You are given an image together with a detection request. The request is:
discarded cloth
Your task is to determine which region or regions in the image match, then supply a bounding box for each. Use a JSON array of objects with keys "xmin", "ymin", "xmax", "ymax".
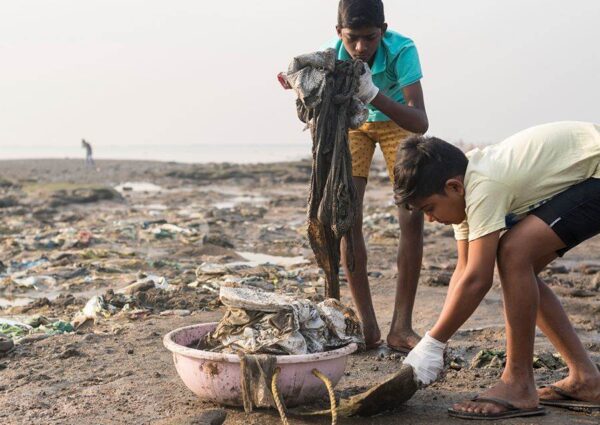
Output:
[
  {"xmin": 285, "ymin": 49, "xmax": 368, "ymax": 299},
  {"xmin": 239, "ymin": 353, "xmax": 277, "ymax": 412},
  {"xmin": 202, "ymin": 286, "xmax": 364, "ymax": 355}
]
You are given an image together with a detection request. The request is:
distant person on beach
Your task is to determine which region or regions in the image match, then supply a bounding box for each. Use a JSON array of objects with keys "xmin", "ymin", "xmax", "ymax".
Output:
[
  {"xmin": 396, "ymin": 122, "xmax": 600, "ymax": 419},
  {"xmin": 280, "ymin": 0, "xmax": 429, "ymax": 352},
  {"xmin": 81, "ymin": 139, "xmax": 94, "ymax": 167}
]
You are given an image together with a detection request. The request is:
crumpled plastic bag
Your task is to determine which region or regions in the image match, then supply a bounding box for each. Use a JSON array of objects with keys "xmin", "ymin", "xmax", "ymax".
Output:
[
  {"xmin": 202, "ymin": 286, "xmax": 364, "ymax": 355},
  {"xmin": 285, "ymin": 49, "xmax": 336, "ymax": 109},
  {"xmin": 71, "ymin": 295, "xmax": 115, "ymax": 328},
  {"xmin": 285, "ymin": 48, "xmax": 368, "ymax": 129}
]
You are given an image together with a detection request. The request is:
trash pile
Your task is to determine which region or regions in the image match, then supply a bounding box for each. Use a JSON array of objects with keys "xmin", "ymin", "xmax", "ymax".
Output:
[
  {"xmin": 0, "ymin": 166, "xmax": 410, "ymax": 360},
  {"xmin": 201, "ymin": 286, "xmax": 364, "ymax": 355}
]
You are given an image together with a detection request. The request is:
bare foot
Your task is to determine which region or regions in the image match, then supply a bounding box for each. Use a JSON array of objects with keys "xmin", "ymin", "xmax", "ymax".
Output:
[
  {"xmin": 387, "ymin": 329, "xmax": 421, "ymax": 352},
  {"xmin": 362, "ymin": 321, "xmax": 381, "ymax": 349},
  {"xmin": 452, "ymin": 379, "xmax": 538, "ymax": 415},
  {"xmin": 538, "ymin": 375, "xmax": 600, "ymax": 403}
]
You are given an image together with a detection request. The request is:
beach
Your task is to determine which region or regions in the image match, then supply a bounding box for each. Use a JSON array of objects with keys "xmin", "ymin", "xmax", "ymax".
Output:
[{"xmin": 0, "ymin": 158, "xmax": 598, "ymax": 425}]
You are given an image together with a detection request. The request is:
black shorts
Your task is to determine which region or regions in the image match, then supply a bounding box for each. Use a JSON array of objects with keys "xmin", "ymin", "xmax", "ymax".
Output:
[{"xmin": 531, "ymin": 178, "xmax": 600, "ymax": 257}]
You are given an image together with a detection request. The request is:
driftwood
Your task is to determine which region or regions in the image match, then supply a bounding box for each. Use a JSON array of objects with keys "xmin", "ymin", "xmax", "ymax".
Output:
[{"xmin": 290, "ymin": 365, "xmax": 418, "ymax": 417}]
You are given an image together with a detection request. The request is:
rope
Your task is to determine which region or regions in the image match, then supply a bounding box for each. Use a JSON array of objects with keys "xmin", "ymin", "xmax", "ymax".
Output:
[
  {"xmin": 271, "ymin": 368, "xmax": 338, "ymax": 425},
  {"xmin": 312, "ymin": 368, "xmax": 338, "ymax": 425},
  {"xmin": 271, "ymin": 367, "xmax": 290, "ymax": 425}
]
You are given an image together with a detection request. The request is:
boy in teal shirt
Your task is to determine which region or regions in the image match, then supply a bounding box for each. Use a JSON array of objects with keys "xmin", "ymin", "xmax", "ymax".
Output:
[
  {"xmin": 281, "ymin": 0, "xmax": 429, "ymax": 352},
  {"xmin": 324, "ymin": 0, "xmax": 430, "ymax": 353},
  {"xmin": 332, "ymin": 0, "xmax": 429, "ymax": 353}
]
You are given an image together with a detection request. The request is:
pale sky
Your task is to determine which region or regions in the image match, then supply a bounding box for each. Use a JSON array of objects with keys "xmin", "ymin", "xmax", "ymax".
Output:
[{"xmin": 0, "ymin": 0, "xmax": 598, "ymax": 149}]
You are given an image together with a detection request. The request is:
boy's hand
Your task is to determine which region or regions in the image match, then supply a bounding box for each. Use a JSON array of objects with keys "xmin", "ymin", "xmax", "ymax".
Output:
[
  {"xmin": 357, "ymin": 63, "xmax": 379, "ymax": 104},
  {"xmin": 403, "ymin": 332, "xmax": 446, "ymax": 387},
  {"xmin": 277, "ymin": 72, "xmax": 292, "ymax": 90}
]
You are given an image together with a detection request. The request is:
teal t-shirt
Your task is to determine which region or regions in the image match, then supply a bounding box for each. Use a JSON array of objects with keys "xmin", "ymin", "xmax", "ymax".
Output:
[{"xmin": 323, "ymin": 30, "xmax": 423, "ymax": 122}]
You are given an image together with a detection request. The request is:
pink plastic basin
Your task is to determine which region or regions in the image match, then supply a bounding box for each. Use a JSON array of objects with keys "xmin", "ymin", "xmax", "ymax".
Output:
[{"xmin": 163, "ymin": 322, "xmax": 357, "ymax": 407}]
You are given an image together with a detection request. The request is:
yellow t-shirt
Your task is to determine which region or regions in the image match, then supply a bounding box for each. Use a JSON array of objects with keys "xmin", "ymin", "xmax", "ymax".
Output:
[{"xmin": 453, "ymin": 121, "xmax": 600, "ymax": 241}]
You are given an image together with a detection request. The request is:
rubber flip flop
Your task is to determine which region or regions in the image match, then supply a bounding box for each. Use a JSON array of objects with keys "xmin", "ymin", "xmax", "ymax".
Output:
[
  {"xmin": 539, "ymin": 385, "xmax": 600, "ymax": 410},
  {"xmin": 448, "ymin": 396, "xmax": 546, "ymax": 420}
]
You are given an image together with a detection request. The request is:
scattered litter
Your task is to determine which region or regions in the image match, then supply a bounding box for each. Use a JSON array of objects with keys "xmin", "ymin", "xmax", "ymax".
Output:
[
  {"xmin": 159, "ymin": 309, "xmax": 191, "ymax": 317},
  {"xmin": 0, "ymin": 316, "xmax": 74, "ymax": 340},
  {"xmin": 470, "ymin": 349, "xmax": 506, "ymax": 369},
  {"xmin": 0, "ymin": 318, "xmax": 31, "ymax": 339},
  {"xmin": 470, "ymin": 349, "xmax": 566, "ymax": 370},
  {"xmin": 116, "ymin": 275, "xmax": 169, "ymax": 295},
  {"xmin": 150, "ymin": 223, "xmax": 195, "ymax": 239},
  {"xmin": 11, "ymin": 275, "xmax": 58, "ymax": 289},
  {"xmin": 234, "ymin": 252, "xmax": 309, "ymax": 268},
  {"xmin": 72, "ymin": 295, "xmax": 116, "ymax": 328},
  {"xmin": 533, "ymin": 352, "xmax": 566, "ymax": 370}
]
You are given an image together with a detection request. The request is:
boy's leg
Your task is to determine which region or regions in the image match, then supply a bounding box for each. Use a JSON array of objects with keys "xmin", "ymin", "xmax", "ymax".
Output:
[
  {"xmin": 378, "ymin": 123, "xmax": 424, "ymax": 351},
  {"xmin": 454, "ymin": 179, "xmax": 600, "ymax": 414},
  {"xmin": 535, "ymin": 275, "xmax": 600, "ymax": 402},
  {"xmin": 387, "ymin": 206, "xmax": 423, "ymax": 351},
  {"xmin": 452, "ymin": 215, "xmax": 564, "ymax": 415},
  {"xmin": 340, "ymin": 176, "xmax": 381, "ymax": 347},
  {"xmin": 531, "ymin": 177, "xmax": 600, "ymax": 402},
  {"xmin": 341, "ymin": 126, "xmax": 380, "ymax": 347}
]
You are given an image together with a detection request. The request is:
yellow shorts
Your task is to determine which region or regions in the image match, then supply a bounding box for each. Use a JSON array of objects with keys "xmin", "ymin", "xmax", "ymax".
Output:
[{"xmin": 349, "ymin": 121, "xmax": 414, "ymax": 183}]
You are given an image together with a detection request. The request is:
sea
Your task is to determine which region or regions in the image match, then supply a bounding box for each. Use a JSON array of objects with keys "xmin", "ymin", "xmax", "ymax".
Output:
[{"xmin": 0, "ymin": 143, "xmax": 314, "ymax": 164}]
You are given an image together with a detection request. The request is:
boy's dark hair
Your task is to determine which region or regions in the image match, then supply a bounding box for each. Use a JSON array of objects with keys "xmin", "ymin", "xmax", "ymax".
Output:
[
  {"xmin": 338, "ymin": 0, "xmax": 385, "ymax": 29},
  {"xmin": 393, "ymin": 135, "xmax": 468, "ymax": 205}
]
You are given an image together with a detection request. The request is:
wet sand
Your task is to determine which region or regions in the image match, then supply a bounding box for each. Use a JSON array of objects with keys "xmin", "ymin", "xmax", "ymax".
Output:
[{"xmin": 0, "ymin": 159, "xmax": 599, "ymax": 424}]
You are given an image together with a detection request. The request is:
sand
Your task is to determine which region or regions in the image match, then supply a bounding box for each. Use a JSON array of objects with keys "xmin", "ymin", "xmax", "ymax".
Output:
[{"xmin": 0, "ymin": 158, "xmax": 598, "ymax": 424}]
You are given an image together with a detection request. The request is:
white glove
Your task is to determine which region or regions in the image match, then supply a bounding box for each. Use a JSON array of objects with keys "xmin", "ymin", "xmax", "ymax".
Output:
[
  {"xmin": 356, "ymin": 63, "xmax": 379, "ymax": 104},
  {"xmin": 403, "ymin": 332, "xmax": 446, "ymax": 387}
]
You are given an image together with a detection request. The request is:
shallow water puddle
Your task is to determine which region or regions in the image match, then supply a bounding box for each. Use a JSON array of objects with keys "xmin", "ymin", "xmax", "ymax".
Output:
[
  {"xmin": 0, "ymin": 297, "xmax": 34, "ymax": 309},
  {"xmin": 232, "ymin": 252, "xmax": 309, "ymax": 268},
  {"xmin": 114, "ymin": 182, "xmax": 163, "ymax": 193},
  {"xmin": 0, "ymin": 287, "xmax": 105, "ymax": 308},
  {"xmin": 213, "ymin": 195, "xmax": 269, "ymax": 209}
]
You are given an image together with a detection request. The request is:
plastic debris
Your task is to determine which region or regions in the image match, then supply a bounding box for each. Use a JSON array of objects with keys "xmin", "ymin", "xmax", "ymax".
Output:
[
  {"xmin": 470, "ymin": 349, "xmax": 566, "ymax": 370},
  {"xmin": 470, "ymin": 349, "xmax": 506, "ymax": 369},
  {"xmin": 0, "ymin": 321, "xmax": 30, "ymax": 339},
  {"xmin": 71, "ymin": 295, "xmax": 114, "ymax": 328},
  {"xmin": 12, "ymin": 275, "xmax": 58, "ymax": 289}
]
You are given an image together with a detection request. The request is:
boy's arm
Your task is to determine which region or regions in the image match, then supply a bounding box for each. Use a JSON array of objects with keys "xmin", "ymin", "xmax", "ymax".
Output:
[
  {"xmin": 370, "ymin": 81, "xmax": 429, "ymax": 134},
  {"xmin": 445, "ymin": 239, "xmax": 469, "ymax": 300},
  {"xmin": 404, "ymin": 232, "xmax": 499, "ymax": 386},
  {"xmin": 429, "ymin": 231, "xmax": 500, "ymax": 342}
]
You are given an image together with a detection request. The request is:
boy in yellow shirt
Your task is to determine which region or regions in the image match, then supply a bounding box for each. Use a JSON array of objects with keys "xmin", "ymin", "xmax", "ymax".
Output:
[{"xmin": 396, "ymin": 121, "xmax": 600, "ymax": 419}]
